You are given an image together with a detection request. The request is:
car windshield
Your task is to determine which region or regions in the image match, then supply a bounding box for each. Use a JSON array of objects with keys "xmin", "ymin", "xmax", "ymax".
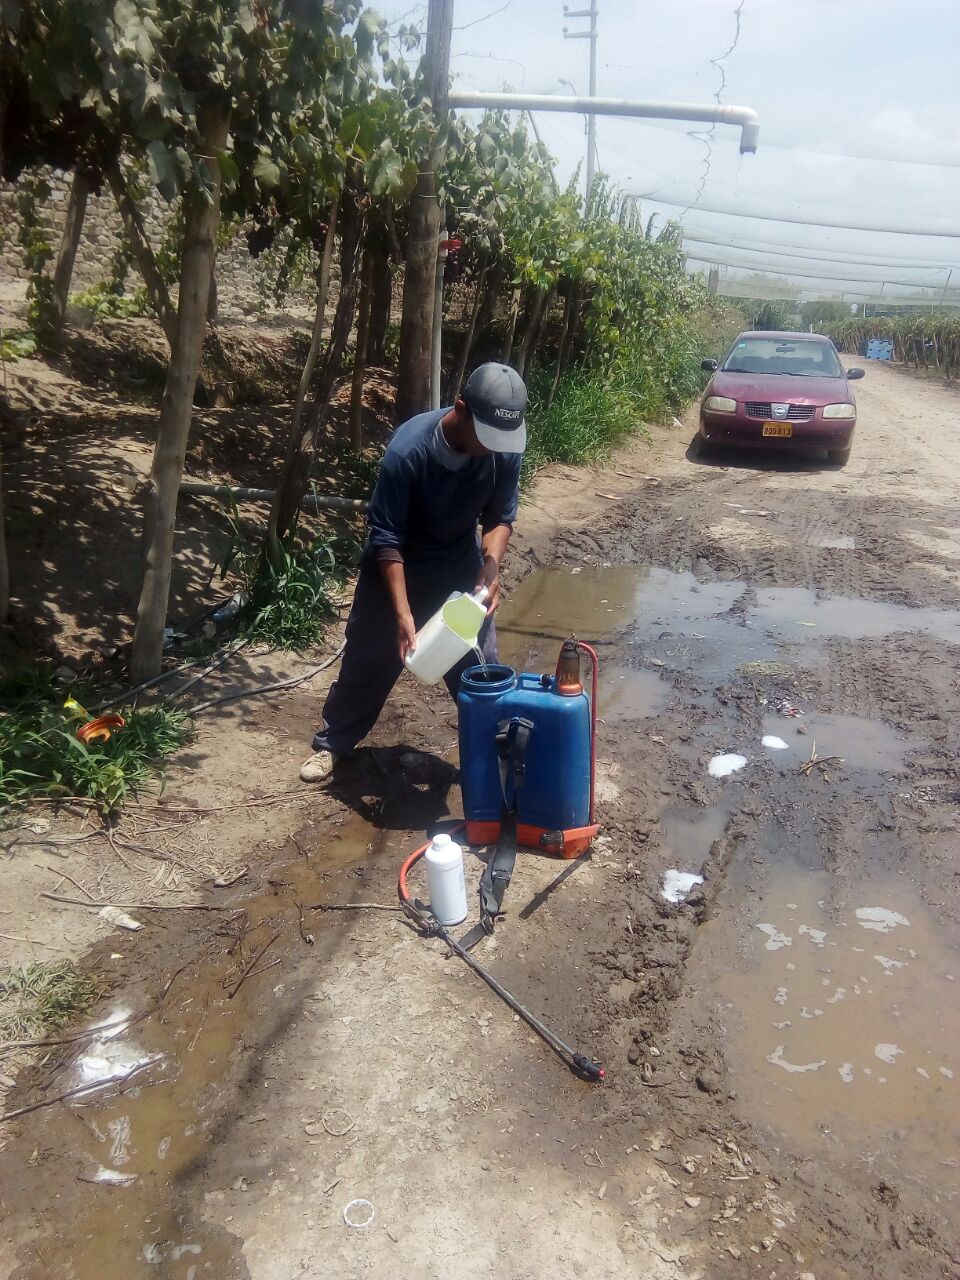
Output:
[{"xmin": 723, "ymin": 338, "xmax": 843, "ymax": 379}]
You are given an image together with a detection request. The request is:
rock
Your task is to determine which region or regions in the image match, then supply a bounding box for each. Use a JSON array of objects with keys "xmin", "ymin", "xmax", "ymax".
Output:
[
  {"xmin": 684, "ymin": 1196, "xmax": 701, "ymax": 1208},
  {"xmin": 53, "ymin": 664, "xmax": 77, "ymax": 685},
  {"xmin": 696, "ymin": 1070, "xmax": 722, "ymax": 1095}
]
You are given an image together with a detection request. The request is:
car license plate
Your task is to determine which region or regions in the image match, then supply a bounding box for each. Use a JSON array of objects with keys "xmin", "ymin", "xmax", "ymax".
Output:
[{"xmin": 762, "ymin": 422, "xmax": 792, "ymax": 438}]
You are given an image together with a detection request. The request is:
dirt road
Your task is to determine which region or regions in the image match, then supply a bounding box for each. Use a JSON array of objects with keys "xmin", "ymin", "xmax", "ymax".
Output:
[{"xmin": 2, "ymin": 361, "xmax": 959, "ymax": 1279}]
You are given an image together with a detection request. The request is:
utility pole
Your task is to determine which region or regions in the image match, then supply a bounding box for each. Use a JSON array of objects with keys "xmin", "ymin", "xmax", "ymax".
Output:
[
  {"xmin": 563, "ymin": 1, "xmax": 599, "ymax": 205},
  {"xmin": 396, "ymin": 0, "xmax": 454, "ymax": 422}
]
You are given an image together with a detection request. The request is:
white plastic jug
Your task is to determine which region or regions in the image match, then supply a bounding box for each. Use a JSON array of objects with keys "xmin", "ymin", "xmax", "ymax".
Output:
[
  {"xmin": 403, "ymin": 587, "xmax": 488, "ymax": 686},
  {"xmin": 425, "ymin": 833, "xmax": 468, "ymax": 925}
]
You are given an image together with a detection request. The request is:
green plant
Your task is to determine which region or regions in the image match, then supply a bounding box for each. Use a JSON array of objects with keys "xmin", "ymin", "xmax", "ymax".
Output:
[
  {"xmin": 0, "ymin": 670, "xmax": 192, "ymax": 812},
  {"xmin": 0, "ymin": 329, "xmax": 38, "ymax": 361},
  {"xmin": 16, "ymin": 176, "xmax": 57, "ymax": 351},
  {"xmin": 220, "ymin": 519, "xmax": 357, "ymax": 652},
  {"xmin": 0, "ymin": 961, "xmax": 100, "ymax": 1042}
]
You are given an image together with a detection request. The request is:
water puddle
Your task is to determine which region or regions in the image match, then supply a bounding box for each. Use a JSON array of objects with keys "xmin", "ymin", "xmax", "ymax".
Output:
[
  {"xmin": 6, "ymin": 813, "xmax": 386, "ymax": 1278},
  {"xmin": 500, "ymin": 568, "xmax": 960, "ymax": 694},
  {"xmin": 753, "ymin": 587, "xmax": 960, "ymax": 644},
  {"xmin": 715, "ymin": 867, "xmax": 960, "ymax": 1205},
  {"xmin": 761, "ymin": 713, "xmax": 909, "ymax": 772},
  {"xmin": 600, "ymin": 666, "xmax": 670, "ymax": 721},
  {"xmin": 660, "ymin": 805, "xmax": 731, "ymax": 864}
]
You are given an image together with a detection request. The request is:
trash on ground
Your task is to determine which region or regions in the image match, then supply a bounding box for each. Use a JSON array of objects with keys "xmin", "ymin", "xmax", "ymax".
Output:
[
  {"xmin": 761, "ymin": 735, "xmax": 790, "ymax": 751},
  {"xmin": 99, "ymin": 906, "xmax": 143, "ymax": 931},
  {"xmin": 709, "ymin": 752, "xmax": 748, "ymax": 778},
  {"xmin": 776, "ymin": 700, "xmax": 805, "ymax": 718},
  {"xmin": 343, "ymin": 1198, "xmax": 375, "ymax": 1229},
  {"xmin": 661, "ymin": 870, "xmax": 704, "ymax": 904}
]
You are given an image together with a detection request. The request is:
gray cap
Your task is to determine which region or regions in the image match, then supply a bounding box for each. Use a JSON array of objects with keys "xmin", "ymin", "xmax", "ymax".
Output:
[{"xmin": 462, "ymin": 363, "xmax": 527, "ymax": 454}]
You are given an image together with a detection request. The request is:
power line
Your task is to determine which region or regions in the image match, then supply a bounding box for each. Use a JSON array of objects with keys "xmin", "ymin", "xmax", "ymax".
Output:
[
  {"xmin": 633, "ymin": 191, "xmax": 960, "ymax": 239},
  {"xmin": 682, "ymin": 234, "xmax": 958, "ymax": 272},
  {"xmin": 689, "ymin": 256, "xmax": 954, "ymax": 290}
]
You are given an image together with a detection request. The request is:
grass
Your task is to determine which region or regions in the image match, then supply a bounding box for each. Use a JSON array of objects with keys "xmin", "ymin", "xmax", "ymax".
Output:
[
  {"xmin": 0, "ymin": 668, "xmax": 192, "ymax": 813},
  {"xmin": 0, "ymin": 961, "xmax": 100, "ymax": 1042},
  {"xmin": 220, "ymin": 520, "xmax": 359, "ymax": 652},
  {"xmin": 524, "ymin": 365, "xmax": 647, "ymax": 480}
]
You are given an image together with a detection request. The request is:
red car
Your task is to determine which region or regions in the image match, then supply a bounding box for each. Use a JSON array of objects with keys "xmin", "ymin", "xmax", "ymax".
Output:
[{"xmin": 697, "ymin": 330, "xmax": 864, "ymax": 466}]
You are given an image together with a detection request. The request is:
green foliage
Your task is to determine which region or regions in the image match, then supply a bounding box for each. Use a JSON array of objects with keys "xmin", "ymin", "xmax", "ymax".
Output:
[
  {"xmin": 750, "ymin": 300, "xmax": 798, "ymax": 332},
  {"xmin": 0, "ymin": 330, "xmax": 38, "ymax": 361},
  {"xmin": 220, "ymin": 520, "xmax": 357, "ymax": 652},
  {"xmin": 0, "ymin": 962, "xmax": 100, "ymax": 1042},
  {"xmin": 823, "ymin": 311, "xmax": 960, "ymax": 377},
  {"xmin": 15, "ymin": 176, "xmax": 57, "ymax": 351},
  {"xmin": 0, "ymin": 670, "xmax": 191, "ymax": 812},
  {"xmin": 523, "ymin": 364, "xmax": 647, "ymax": 483}
]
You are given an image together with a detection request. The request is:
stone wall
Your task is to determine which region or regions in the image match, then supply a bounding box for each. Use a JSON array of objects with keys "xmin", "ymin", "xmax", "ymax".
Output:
[{"xmin": 0, "ymin": 167, "xmax": 314, "ymax": 317}]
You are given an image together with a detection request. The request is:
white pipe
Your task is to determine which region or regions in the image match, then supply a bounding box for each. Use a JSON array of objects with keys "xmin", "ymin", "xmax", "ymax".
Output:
[{"xmin": 449, "ymin": 91, "xmax": 760, "ymax": 154}]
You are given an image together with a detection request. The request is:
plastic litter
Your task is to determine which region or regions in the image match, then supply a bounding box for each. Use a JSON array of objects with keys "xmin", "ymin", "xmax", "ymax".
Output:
[
  {"xmin": 661, "ymin": 870, "xmax": 704, "ymax": 904},
  {"xmin": 99, "ymin": 906, "xmax": 143, "ymax": 931},
  {"xmin": 343, "ymin": 1199, "xmax": 376, "ymax": 1229},
  {"xmin": 708, "ymin": 752, "xmax": 748, "ymax": 778},
  {"xmin": 761, "ymin": 735, "xmax": 789, "ymax": 751}
]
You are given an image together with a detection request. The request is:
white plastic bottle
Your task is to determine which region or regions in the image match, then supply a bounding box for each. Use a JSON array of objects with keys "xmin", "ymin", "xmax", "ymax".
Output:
[
  {"xmin": 404, "ymin": 588, "xmax": 488, "ymax": 686},
  {"xmin": 425, "ymin": 833, "xmax": 468, "ymax": 926}
]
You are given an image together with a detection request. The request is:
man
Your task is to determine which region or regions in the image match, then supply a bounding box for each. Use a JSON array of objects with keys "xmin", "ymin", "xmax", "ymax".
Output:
[{"xmin": 300, "ymin": 362, "xmax": 527, "ymax": 783}]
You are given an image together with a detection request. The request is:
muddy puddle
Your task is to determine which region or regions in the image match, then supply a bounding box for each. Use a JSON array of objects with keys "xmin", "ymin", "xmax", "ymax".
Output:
[
  {"xmin": 714, "ymin": 867, "xmax": 960, "ymax": 1211},
  {"xmin": 761, "ymin": 712, "xmax": 910, "ymax": 772},
  {"xmin": 599, "ymin": 666, "xmax": 670, "ymax": 721},
  {"xmin": 8, "ymin": 813, "xmax": 388, "ymax": 1279},
  {"xmin": 501, "ymin": 567, "xmax": 960, "ymax": 690},
  {"xmin": 753, "ymin": 586, "xmax": 960, "ymax": 644}
]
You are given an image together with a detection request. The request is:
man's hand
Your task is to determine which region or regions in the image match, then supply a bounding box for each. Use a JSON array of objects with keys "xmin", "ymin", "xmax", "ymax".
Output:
[
  {"xmin": 396, "ymin": 609, "xmax": 417, "ymax": 662},
  {"xmin": 475, "ymin": 554, "xmax": 501, "ymax": 616}
]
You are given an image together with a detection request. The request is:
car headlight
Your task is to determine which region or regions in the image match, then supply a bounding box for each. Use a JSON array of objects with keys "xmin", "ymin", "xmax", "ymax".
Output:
[
  {"xmin": 822, "ymin": 403, "xmax": 856, "ymax": 420},
  {"xmin": 704, "ymin": 396, "xmax": 736, "ymax": 413}
]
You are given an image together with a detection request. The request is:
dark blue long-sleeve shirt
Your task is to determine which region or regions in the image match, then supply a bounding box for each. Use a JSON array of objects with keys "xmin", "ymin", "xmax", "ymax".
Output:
[{"xmin": 365, "ymin": 409, "xmax": 522, "ymax": 566}]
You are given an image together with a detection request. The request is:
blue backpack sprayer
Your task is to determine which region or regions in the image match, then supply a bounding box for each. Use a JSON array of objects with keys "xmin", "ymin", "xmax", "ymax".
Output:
[{"xmin": 398, "ymin": 639, "xmax": 604, "ymax": 1082}]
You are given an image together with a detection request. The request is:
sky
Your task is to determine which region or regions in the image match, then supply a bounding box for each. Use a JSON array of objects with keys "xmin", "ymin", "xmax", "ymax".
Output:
[{"xmin": 378, "ymin": 0, "xmax": 960, "ymax": 303}]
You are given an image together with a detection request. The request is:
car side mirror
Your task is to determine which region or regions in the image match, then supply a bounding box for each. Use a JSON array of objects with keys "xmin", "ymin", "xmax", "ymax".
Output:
[
  {"xmin": 846, "ymin": 368, "xmax": 865, "ymax": 380},
  {"xmin": 701, "ymin": 359, "xmax": 719, "ymax": 372}
]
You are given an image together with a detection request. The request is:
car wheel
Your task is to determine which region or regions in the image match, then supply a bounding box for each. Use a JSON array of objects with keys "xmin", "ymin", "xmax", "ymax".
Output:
[
  {"xmin": 828, "ymin": 446, "xmax": 851, "ymax": 467},
  {"xmin": 693, "ymin": 433, "xmax": 711, "ymax": 459}
]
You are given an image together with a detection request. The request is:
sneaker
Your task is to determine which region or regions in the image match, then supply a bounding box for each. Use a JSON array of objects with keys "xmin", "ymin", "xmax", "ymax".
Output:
[{"xmin": 299, "ymin": 749, "xmax": 338, "ymax": 783}]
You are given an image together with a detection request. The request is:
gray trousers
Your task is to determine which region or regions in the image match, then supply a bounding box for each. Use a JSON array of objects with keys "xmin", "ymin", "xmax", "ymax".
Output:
[{"xmin": 312, "ymin": 553, "xmax": 499, "ymax": 755}]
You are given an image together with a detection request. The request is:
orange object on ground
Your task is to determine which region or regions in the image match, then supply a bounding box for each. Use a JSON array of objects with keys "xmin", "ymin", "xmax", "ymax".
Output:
[{"xmin": 77, "ymin": 714, "xmax": 126, "ymax": 744}]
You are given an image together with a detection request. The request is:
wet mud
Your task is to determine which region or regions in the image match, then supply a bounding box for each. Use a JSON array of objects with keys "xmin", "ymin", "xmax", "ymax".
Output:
[{"xmin": 4, "ymin": 383, "xmax": 960, "ymax": 1278}]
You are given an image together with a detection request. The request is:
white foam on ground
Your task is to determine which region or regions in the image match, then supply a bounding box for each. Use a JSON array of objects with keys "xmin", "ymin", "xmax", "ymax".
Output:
[
  {"xmin": 762, "ymin": 735, "xmax": 790, "ymax": 750},
  {"xmin": 873, "ymin": 954, "xmax": 906, "ymax": 975},
  {"xmin": 839, "ymin": 1063, "xmax": 855, "ymax": 1083},
  {"xmin": 774, "ymin": 987, "xmax": 789, "ymax": 1005},
  {"xmin": 709, "ymin": 752, "xmax": 748, "ymax": 778},
  {"xmin": 661, "ymin": 870, "xmax": 704, "ymax": 903},
  {"xmin": 756, "ymin": 923, "xmax": 792, "ymax": 951},
  {"xmin": 856, "ymin": 907, "xmax": 910, "ymax": 933},
  {"xmin": 874, "ymin": 1043, "xmax": 904, "ymax": 1065},
  {"xmin": 767, "ymin": 1045, "xmax": 826, "ymax": 1074},
  {"xmin": 798, "ymin": 925, "xmax": 827, "ymax": 946}
]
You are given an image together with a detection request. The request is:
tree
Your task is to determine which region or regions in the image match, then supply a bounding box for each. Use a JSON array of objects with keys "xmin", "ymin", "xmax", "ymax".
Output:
[{"xmin": 395, "ymin": 0, "xmax": 453, "ymax": 422}]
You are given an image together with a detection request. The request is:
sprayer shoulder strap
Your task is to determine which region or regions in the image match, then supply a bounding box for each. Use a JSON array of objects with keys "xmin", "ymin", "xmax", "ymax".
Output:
[{"xmin": 480, "ymin": 717, "xmax": 534, "ymax": 930}]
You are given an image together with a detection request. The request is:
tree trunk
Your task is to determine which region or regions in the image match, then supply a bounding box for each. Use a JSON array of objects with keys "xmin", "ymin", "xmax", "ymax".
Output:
[
  {"xmin": 51, "ymin": 168, "xmax": 90, "ymax": 335},
  {"xmin": 106, "ymin": 162, "xmax": 178, "ymax": 350},
  {"xmin": 130, "ymin": 106, "xmax": 230, "ymax": 682},
  {"xmin": 265, "ymin": 201, "xmax": 338, "ymax": 561},
  {"xmin": 269, "ymin": 192, "xmax": 366, "ymax": 541},
  {"xmin": 395, "ymin": 0, "xmax": 453, "ymax": 422},
  {"xmin": 472, "ymin": 258, "xmax": 505, "ymax": 355},
  {"xmin": 367, "ymin": 236, "xmax": 392, "ymax": 363},
  {"xmin": 500, "ymin": 286, "xmax": 521, "ymax": 364},
  {"xmin": 446, "ymin": 259, "xmax": 488, "ymax": 401},
  {"xmin": 396, "ymin": 168, "xmax": 441, "ymax": 422},
  {"xmin": 547, "ymin": 286, "xmax": 577, "ymax": 410},
  {"xmin": 207, "ymin": 264, "xmax": 219, "ymax": 326},
  {"xmin": 517, "ymin": 285, "xmax": 554, "ymax": 382},
  {"xmin": 349, "ymin": 243, "xmax": 374, "ymax": 452},
  {"xmin": 0, "ymin": 434, "xmax": 8, "ymax": 624}
]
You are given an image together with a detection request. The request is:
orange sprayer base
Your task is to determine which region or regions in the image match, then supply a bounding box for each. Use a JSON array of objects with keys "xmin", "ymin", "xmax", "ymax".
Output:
[{"xmin": 464, "ymin": 820, "xmax": 601, "ymax": 860}]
